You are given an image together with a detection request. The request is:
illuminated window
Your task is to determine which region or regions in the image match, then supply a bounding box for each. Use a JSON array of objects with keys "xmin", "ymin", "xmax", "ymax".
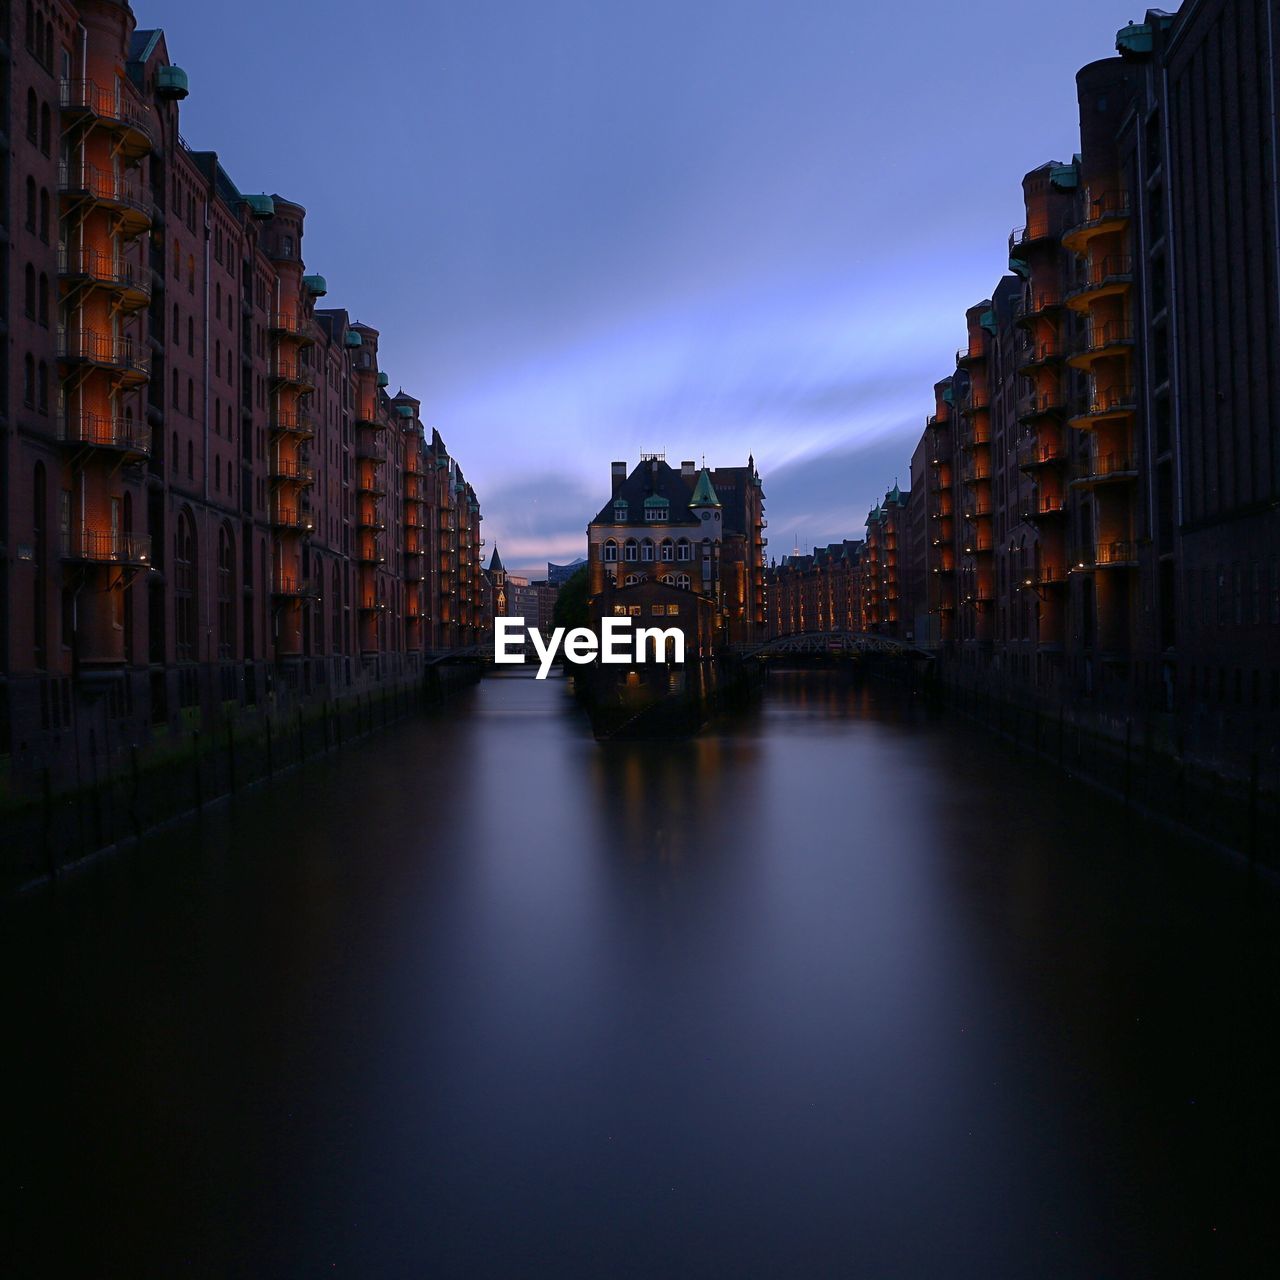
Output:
[
  {"xmin": 651, "ymin": 604, "xmax": 667, "ymax": 616},
  {"xmin": 628, "ymin": 605, "xmax": 642, "ymax": 616},
  {"xmin": 612, "ymin": 605, "xmax": 628, "ymax": 616}
]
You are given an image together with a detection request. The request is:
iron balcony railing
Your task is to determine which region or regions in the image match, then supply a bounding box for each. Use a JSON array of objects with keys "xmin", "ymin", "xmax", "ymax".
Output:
[
  {"xmin": 1068, "ymin": 255, "xmax": 1134, "ymax": 304},
  {"xmin": 1079, "ymin": 386, "xmax": 1137, "ymax": 416},
  {"xmin": 269, "ymin": 411, "xmax": 315, "ymax": 438},
  {"xmin": 270, "ymin": 503, "xmax": 315, "ymax": 532},
  {"xmin": 57, "ymin": 328, "xmax": 149, "ymax": 376},
  {"xmin": 1017, "ymin": 435, "xmax": 1065, "ymax": 468},
  {"xmin": 271, "ymin": 574, "xmax": 320, "ymax": 598},
  {"xmin": 1075, "ymin": 453, "xmax": 1138, "ymax": 482},
  {"xmin": 58, "ymin": 160, "xmax": 150, "ymax": 216},
  {"xmin": 60, "ymin": 78, "xmax": 155, "ymax": 149},
  {"xmin": 269, "ymin": 311, "xmax": 312, "ymax": 339},
  {"xmin": 59, "ymin": 412, "xmax": 150, "ymax": 456},
  {"xmin": 57, "ymin": 246, "xmax": 150, "ymax": 298},
  {"xmin": 61, "ymin": 527, "xmax": 151, "ymax": 564},
  {"xmin": 1079, "ymin": 320, "xmax": 1135, "ymax": 352},
  {"xmin": 1074, "ymin": 541, "xmax": 1139, "ymax": 568},
  {"xmin": 269, "ymin": 458, "xmax": 315, "ymax": 485}
]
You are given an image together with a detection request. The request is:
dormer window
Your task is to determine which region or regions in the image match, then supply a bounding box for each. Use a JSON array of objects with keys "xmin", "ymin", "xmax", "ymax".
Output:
[
  {"xmin": 613, "ymin": 500, "xmax": 628, "ymax": 522},
  {"xmin": 644, "ymin": 496, "xmax": 669, "ymax": 522}
]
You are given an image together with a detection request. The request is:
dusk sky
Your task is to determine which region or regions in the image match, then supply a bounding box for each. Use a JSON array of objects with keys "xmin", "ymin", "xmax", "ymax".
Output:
[{"xmin": 163, "ymin": 0, "xmax": 1137, "ymax": 577}]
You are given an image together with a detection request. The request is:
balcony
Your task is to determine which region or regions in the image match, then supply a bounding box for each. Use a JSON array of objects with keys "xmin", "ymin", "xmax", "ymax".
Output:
[
  {"xmin": 58, "ymin": 247, "xmax": 150, "ymax": 310},
  {"xmin": 1015, "ymin": 337, "xmax": 1062, "ymax": 372},
  {"xmin": 59, "ymin": 412, "xmax": 150, "ymax": 460},
  {"xmin": 1014, "ymin": 291, "xmax": 1064, "ymax": 326},
  {"xmin": 271, "ymin": 356, "xmax": 316, "ymax": 391},
  {"xmin": 1095, "ymin": 539, "xmax": 1139, "ymax": 567},
  {"xmin": 61, "ymin": 528, "xmax": 151, "ymax": 565},
  {"xmin": 1021, "ymin": 564, "xmax": 1069, "ymax": 589},
  {"xmin": 1017, "ymin": 435, "xmax": 1066, "ymax": 470},
  {"xmin": 57, "ymin": 329, "xmax": 148, "ymax": 384},
  {"xmin": 269, "ymin": 458, "xmax": 315, "ymax": 486},
  {"xmin": 1069, "ymin": 385, "xmax": 1137, "ymax": 428},
  {"xmin": 269, "ymin": 411, "xmax": 315, "ymax": 439},
  {"xmin": 963, "ymin": 503, "xmax": 993, "ymax": 519},
  {"xmin": 1069, "ymin": 319, "xmax": 1135, "ymax": 368},
  {"xmin": 358, "ymin": 544, "xmax": 387, "ymax": 566},
  {"xmin": 1017, "ymin": 388, "xmax": 1068, "ymax": 422},
  {"xmin": 956, "ymin": 343, "xmax": 986, "ymax": 367},
  {"xmin": 358, "ymin": 508, "xmax": 387, "ymax": 531},
  {"xmin": 1008, "ymin": 221, "xmax": 1054, "ymax": 256},
  {"xmin": 268, "ymin": 311, "xmax": 314, "ymax": 343},
  {"xmin": 1062, "ymin": 189, "xmax": 1131, "ymax": 252},
  {"xmin": 355, "ymin": 442, "xmax": 385, "ymax": 462},
  {"xmin": 1025, "ymin": 491, "xmax": 1067, "ymax": 521},
  {"xmin": 357, "ymin": 469, "xmax": 387, "ymax": 496},
  {"xmin": 272, "ymin": 574, "xmax": 320, "ymax": 599},
  {"xmin": 1066, "ymin": 254, "xmax": 1134, "ymax": 309},
  {"xmin": 270, "ymin": 504, "xmax": 315, "ymax": 533},
  {"xmin": 59, "ymin": 79, "xmax": 154, "ymax": 158},
  {"xmin": 960, "ymin": 425, "xmax": 991, "ymax": 448},
  {"xmin": 1072, "ymin": 452, "xmax": 1139, "ymax": 487},
  {"xmin": 961, "ymin": 462, "xmax": 992, "ymax": 483}
]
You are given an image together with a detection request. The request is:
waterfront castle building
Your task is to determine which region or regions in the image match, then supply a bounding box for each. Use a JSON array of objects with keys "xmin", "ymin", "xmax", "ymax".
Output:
[
  {"xmin": 586, "ymin": 455, "xmax": 766, "ymax": 646},
  {"xmin": 0, "ymin": 0, "xmax": 484, "ymax": 797}
]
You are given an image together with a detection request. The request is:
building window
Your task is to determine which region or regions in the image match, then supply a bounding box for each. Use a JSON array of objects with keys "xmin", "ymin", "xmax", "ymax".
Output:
[
  {"xmin": 676, "ymin": 539, "xmax": 692, "ymax": 562},
  {"xmin": 25, "ymin": 89, "xmax": 36, "ymax": 143},
  {"xmin": 651, "ymin": 604, "xmax": 667, "ymax": 616},
  {"xmin": 25, "ymin": 177, "xmax": 36, "ymax": 231},
  {"xmin": 628, "ymin": 604, "xmax": 642, "ymax": 615},
  {"xmin": 613, "ymin": 501, "xmax": 628, "ymax": 522},
  {"xmin": 676, "ymin": 574, "xmax": 691, "ymax": 590},
  {"xmin": 175, "ymin": 511, "xmax": 197, "ymax": 662},
  {"xmin": 624, "ymin": 539, "xmax": 638, "ymax": 562},
  {"xmin": 661, "ymin": 539, "xmax": 674, "ymax": 562},
  {"xmin": 645, "ymin": 503, "xmax": 668, "ymax": 522},
  {"xmin": 39, "ymin": 101, "xmax": 51, "ymax": 155},
  {"xmin": 38, "ymin": 189, "xmax": 49, "ymax": 242},
  {"xmin": 38, "ymin": 272, "xmax": 48, "ymax": 326},
  {"xmin": 641, "ymin": 539, "xmax": 655, "ymax": 562},
  {"xmin": 602, "ymin": 539, "xmax": 618, "ymax": 562},
  {"xmin": 217, "ymin": 525, "xmax": 234, "ymax": 659},
  {"xmin": 37, "ymin": 361, "xmax": 48, "ymax": 413},
  {"xmin": 23, "ymin": 354, "xmax": 34, "ymax": 406},
  {"xmin": 24, "ymin": 264, "xmax": 34, "ymax": 317}
]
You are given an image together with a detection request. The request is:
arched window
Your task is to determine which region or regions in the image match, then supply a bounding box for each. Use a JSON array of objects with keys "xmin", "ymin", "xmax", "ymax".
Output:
[
  {"xmin": 676, "ymin": 538, "xmax": 692, "ymax": 562},
  {"xmin": 660, "ymin": 574, "xmax": 674, "ymax": 585},
  {"xmin": 214, "ymin": 456, "xmax": 221, "ymax": 490},
  {"xmin": 187, "ymin": 316, "xmax": 194, "ymax": 354},
  {"xmin": 172, "ymin": 302, "xmax": 179, "ymax": 342},
  {"xmin": 175, "ymin": 511, "xmax": 197, "ymax": 662},
  {"xmin": 187, "ymin": 377, "xmax": 194, "ymax": 417},
  {"xmin": 217, "ymin": 525, "xmax": 234, "ymax": 659},
  {"xmin": 623, "ymin": 538, "xmax": 638, "ymax": 563},
  {"xmin": 23, "ymin": 264, "xmax": 34, "ymax": 317},
  {"xmin": 187, "ymin": 440, "xmax": 194, "ymax": 479},
  {"xmin": 36, "ymin": 361, "xmax": 47, "ymax": 413},
  {"xmin": 640, "ymin": 538, "xmax": 655, "ymax": 562},
  {"xmin": 37, "ymin": 272, "xmax": 48, "ymax": 326},
  {"xmin": 660, "ymin": 539, "xmax": 674, "ymax": 562},
  {"xmin": 675, "ymin": 574, "xmax": 691, "ymax": 590},
  {"xmin": 624, "ymin": 574, "xmax": 640, "ymax": 586},
  {"xmin": 23, "ymin": 354, "xmax": 34, "ymax": 406},
  {"xmin": 38, "ymin": 188, "xmax": 49, "ymax": 242},
  {"xmin": 171, "ymin": 432, "xmax": 179, "ymax": 473},
  {"xmin": 25, "ymin": 177, "xmax": 36, "ymax": 230},
  {"xmin": 39, "ymin": 101, "xmax": 50, "ymax": 155},
  {"xmin": 25, "ymin": 89, "xmax": 36, "ymax": 142},
  {"xmin": 173, "ymin": 238, "xmax": 181, "ymax": 275},
  {"xmin": 602, "ymin": 539, "xmax": 618, "ymax": 562},
  {"xmin": 187, "ymin": 254, "xmax": 195, "ymax": 292}
]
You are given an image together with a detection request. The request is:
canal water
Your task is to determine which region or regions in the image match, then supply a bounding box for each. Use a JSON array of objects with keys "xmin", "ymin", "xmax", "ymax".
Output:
[{"xmin": 6, "ymin": 670, "xmax": 1278, "ymax": 1277}]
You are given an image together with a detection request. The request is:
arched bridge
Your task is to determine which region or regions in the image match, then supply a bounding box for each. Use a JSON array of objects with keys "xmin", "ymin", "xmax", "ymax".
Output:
[{"xmin": 733, "ymin": 631, "xmax": 929, "ymax": 660}]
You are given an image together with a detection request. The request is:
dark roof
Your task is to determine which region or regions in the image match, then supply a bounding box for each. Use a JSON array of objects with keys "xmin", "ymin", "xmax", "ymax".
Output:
[
  {"xmin": 590, "ymin": 459, "xmax": 702, "ymax": 528},
  {"xmin": 488, "ymin": 546, "xmax": 504, "ymax": 574}
]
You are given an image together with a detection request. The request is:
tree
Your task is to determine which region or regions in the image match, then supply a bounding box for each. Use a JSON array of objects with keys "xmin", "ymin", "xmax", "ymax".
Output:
[{"xmin": 552, "ymin": 566, "xmax": 589, "ymax": 632}]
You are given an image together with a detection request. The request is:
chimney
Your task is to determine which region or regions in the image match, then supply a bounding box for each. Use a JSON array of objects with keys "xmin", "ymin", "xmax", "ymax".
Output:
[
  {"xmin": 611, "ymin": 460, "xmax": 626, "ymax": 495},
  {"xmin": 681, "ymin": 460, "xmax": 695, "ymax": 477}
]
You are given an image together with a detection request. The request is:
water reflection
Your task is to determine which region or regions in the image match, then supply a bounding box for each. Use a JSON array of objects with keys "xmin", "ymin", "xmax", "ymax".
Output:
[{"xmin": 4, "ymin": 669, "xmax": 1277, "ymax": 1277}]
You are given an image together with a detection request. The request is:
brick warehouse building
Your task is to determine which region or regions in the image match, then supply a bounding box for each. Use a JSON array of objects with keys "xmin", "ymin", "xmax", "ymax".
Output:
[
  {"xmin": 896, "ymin": 1, "xmax": 1280, "ymax": 769},
  {"xmin": 0, "ymin": 0, "xmax": 485, "ymax": 796}
]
